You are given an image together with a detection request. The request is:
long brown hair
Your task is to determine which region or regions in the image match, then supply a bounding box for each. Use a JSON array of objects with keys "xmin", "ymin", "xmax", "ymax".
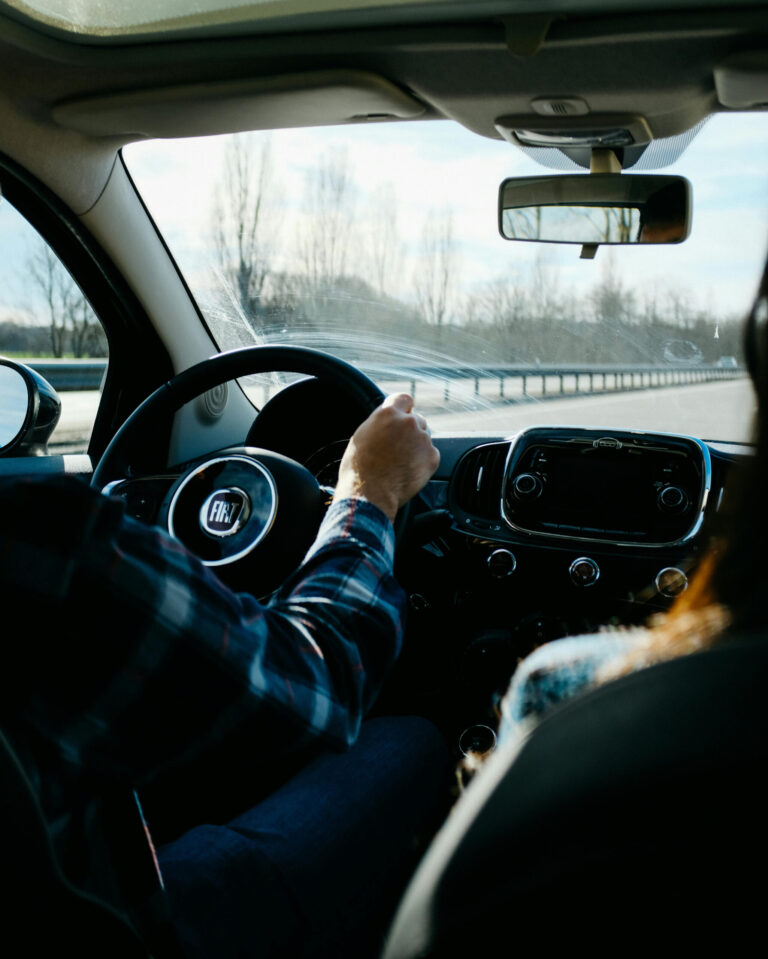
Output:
[
  {"xmin": 602, "ymin": 251, "xmax": 768, "ymax": 678},
  {"xmin": 711, "ymin": 252, "xmax": 768, "ymax": 629}
]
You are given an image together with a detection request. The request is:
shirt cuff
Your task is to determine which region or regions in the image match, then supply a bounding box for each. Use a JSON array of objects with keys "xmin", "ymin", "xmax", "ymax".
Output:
[{"xmin": 307, "ymin": 496, "xmax": 396, "ymax": 567}]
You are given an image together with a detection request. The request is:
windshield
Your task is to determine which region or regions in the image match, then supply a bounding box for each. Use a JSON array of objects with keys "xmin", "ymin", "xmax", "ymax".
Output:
[{"xmin": 125, "ymin": 113, "xmax": 768, "ymax": 442}]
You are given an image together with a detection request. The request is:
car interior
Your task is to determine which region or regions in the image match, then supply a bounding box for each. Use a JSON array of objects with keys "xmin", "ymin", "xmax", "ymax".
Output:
[{"xmin": 2, "ymin": 0, "xmax": 768, "ymax": 952}]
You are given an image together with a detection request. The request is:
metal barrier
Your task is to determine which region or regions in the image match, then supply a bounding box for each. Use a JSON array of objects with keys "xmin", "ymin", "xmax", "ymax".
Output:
[
  {"xmin": 364, "ymin": 362, "xmax": 745, "ymax": 404},
  {"xmin": 27, "ymin": 359, "xmax": 107, "ymax": 391},
  {"xmin": 23, "ymin": 358, "xmax": 743, "ymax": 398}
]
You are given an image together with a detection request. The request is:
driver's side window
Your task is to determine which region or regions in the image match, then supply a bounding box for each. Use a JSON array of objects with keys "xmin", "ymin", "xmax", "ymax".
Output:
[{"xmin": 0, "ymin": 196, "xmax": 107, "ymax": 455}]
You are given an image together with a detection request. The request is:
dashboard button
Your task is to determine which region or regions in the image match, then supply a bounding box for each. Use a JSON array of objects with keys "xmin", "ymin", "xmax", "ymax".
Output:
[
  {"xmin": 569, "ymin": 556, "xmax": 600, "ymax": 587},
  {"xmin": 512, "ymin": 472, "xmax": 543, "ymax": 499},
  {"xmin": 655, "ymin": 567, "xmax": 688, "ymax": 597},
  {"xmin": 487, "ymin": 548, "xmax": 517, "ymax": 578},
  {"xmin": 657, "ymin": 485, "xmax": 688, "ymax": 512},
  {"xmin": 459, "ymin": 724, "xmax": 497, "ymax": 758}
]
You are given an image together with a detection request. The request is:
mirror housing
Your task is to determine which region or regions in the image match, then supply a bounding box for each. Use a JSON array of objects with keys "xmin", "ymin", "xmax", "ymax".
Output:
[
  {"xmin": 499, "ymin": 174, "xmax": 691, "ymax": 245},
  {"xmin": 0, "ymin": 358, "xmax": 61, "ymax": 456}
]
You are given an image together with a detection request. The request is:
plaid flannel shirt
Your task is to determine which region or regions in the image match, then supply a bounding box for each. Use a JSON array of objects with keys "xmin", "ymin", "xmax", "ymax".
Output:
[{"xmin": 0, "ymin": 475, "xmax": 404, "ymax": 905}]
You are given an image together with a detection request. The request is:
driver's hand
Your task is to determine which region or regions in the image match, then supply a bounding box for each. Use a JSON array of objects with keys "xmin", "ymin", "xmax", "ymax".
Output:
[{"xmin": 333, "ymin": 393, "xmax": 440, "ymax": 523}]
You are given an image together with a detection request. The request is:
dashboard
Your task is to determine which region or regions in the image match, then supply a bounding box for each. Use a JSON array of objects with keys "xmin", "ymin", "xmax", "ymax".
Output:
[
  {"xmin": 381, "ymin": 423, "xmax": 744, "ymax": 730},
  {"xmin": 99, "ymin": 375, "xmax": 743, "ymax": 622},
  {"xmin": 0, "ymin": 366, "xmax": 747, "ymax": 741},
  {"xmin": 92, "ymin": 374, "xmax": 747, "ymax": 733},
  {"xmin": 234, "ymin": 380, "xmax": 743, "ymax": 667},
  {"xmin": 472, "ymin": 427, "xmax": 708, "ymax": 548}
]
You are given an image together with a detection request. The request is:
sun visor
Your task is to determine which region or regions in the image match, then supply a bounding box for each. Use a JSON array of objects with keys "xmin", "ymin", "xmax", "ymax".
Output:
[
  {"xmin": 51, "ymin": 70, "xmax": 426, "ymax": 139},
  {"xmin": 715, "ymin": 52, "xmax": 768, "ymax": 109}
]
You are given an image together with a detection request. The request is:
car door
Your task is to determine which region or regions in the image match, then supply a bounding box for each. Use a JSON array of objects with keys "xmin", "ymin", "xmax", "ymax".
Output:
[{"xmin": 0, "ymin": 153, "xmax": 174, "ymax": 474}]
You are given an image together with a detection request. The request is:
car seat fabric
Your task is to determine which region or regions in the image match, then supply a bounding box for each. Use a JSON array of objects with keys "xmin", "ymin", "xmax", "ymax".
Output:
[
  {"xmin": 0, "ymin": 730, "xmax": 152, "ymax": 956},
  {"xmin": 383, "ymin": 636, "xmax": 768, "ymax": 956}
]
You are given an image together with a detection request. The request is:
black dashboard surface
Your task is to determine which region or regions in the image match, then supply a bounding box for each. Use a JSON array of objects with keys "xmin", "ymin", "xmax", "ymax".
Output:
[
  {"xmin": 238, "ymin": 380, "xmax": 746, "ymax": 663},
  {"xmin": 379, "ymin": 423, "xmax": 748, "ymax": 732},
  {"xmin": 0, "ymin": 373, "xmax": 750, "ymax": 736}
]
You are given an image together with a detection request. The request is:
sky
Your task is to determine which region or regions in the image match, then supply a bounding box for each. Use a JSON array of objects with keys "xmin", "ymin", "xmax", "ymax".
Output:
[
  {"xmin": 1, "ymin": 109, "xmax": 766, "ymax": 444},
  {"xmin": 2, "ymin": 111, "xmax": 768, "ymax": 335},
  {"xmin": 121, "ymin": 112, "xmax": 768, "ymax": 325}
]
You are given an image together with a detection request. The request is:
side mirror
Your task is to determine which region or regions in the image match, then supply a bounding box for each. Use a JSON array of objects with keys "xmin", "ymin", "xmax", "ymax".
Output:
[
  {"xmin": 0, "ymin": 358, "xmax": 61, "ymax": 456},
  {"xmin": 498, "ymin": 174, "xmax": 691, "ymax": 245}
]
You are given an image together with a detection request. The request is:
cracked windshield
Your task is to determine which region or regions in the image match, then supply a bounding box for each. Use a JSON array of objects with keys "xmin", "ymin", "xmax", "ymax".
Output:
[{"xmin": 122, "ymin": 114, "xmax": 765, "ymax": 443}]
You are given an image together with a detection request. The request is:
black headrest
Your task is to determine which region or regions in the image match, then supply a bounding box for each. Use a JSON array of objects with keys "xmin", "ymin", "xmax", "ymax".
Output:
[{"xmin": 384, "ymin": 637, "xmax": 768, "ymax": 956}]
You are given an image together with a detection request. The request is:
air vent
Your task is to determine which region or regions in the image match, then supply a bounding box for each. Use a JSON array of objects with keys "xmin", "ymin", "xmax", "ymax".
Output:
[{"xmin": 453, "ymin": 443, "xmax": 510, "ymax": 519}]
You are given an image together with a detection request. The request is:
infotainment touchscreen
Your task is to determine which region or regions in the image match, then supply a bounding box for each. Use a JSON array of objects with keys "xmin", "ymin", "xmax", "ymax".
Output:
[{"xmin": 503, "ymin": 428, "xmax": 708, "ymax": 545}]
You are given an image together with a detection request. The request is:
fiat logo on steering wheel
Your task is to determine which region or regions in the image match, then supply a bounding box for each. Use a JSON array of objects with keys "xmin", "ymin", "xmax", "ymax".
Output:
[{"xmin": 200, "ymin": 487, "xmax": 251, "ymax": 538}]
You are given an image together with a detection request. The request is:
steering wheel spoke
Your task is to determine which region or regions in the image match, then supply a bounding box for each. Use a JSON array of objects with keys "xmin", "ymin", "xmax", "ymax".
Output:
[{"xmin": 102, "ymin": 473, "xmax": 180, "ymax": 525}]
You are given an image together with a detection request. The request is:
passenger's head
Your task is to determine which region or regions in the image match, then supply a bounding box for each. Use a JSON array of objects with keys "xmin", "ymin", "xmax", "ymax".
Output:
[
  {"xmin": 603, "ymin": 250, "xmax": 768, "ymax": 677},
  {"xmin": 710, "ymin": 253, "xmax": 768, "ymax": 630},
  {"xmin": 637, "ymin": 183, "xmax": 687, "ymax": 243}
]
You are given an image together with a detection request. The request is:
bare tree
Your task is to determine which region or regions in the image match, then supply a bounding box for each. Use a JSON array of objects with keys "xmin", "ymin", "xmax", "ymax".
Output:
[
  {"xmin": 528, "ymin": 256, "xmax": 566, "ymax": 324},
  {"xmin": 299, "ymin": 148, "xmax": 355, "ymax": 289},
  {"xmin": 590, "ymin": 253, "xmax": 636, "ymax": 325},
  {"xmin": 67, "ymin": 287, "xmax": 105, "ymax": 357},
  {"xmin": 414, "ymin": 208, "xmax": 457, "ymax": 328},
  {"xmin": 28, "ymin": 243, "xmax": 67, "ymax": 356},
  {"xmin": 467, "ymin": 276, "xmax": 528, "ymax": 329},
  {"xmin": 212, "ymin": 135, "xmax": 278, "ymax": 321},
  {"xmin": 27, "ymin": 241, "xmax": 103, "ymax": 356},
  {"xmin": 363, "ymin": 181, "xmax": 404, "ymax": 295},
  {"xmin": 502, "ymin": 206, "xmax": 543, "ymax": 240},
  {"xmin": 504, "ymin": 204, "xmax": 636, "ymax": 243},
  {"xmin": 600, "ymin": 205, "xmax": 636, "ymax": 243}
]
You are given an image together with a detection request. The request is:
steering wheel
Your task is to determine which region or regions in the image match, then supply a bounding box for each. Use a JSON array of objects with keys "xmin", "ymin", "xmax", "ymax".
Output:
[{"xmin": 92, "ymin": 346, "xmax": 385, "ymax": 594}]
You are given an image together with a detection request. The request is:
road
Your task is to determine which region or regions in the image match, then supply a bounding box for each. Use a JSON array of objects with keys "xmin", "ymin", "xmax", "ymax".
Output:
[
  {"xmin": 49, "ymin": 377, "xmax": 756, "ymax": 453},
  {"xmin": 426, "ymin": 378, "xmax": 756, "ymax": 442}
]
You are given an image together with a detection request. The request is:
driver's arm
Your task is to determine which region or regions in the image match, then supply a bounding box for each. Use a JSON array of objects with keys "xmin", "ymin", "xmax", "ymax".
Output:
[{"xmin": 0, "ymin": 394, "xmax": 438, "ymax": 795}]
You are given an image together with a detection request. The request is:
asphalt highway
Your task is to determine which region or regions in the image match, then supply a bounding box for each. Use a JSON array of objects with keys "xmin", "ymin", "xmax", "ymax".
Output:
[
  {"xmin": 426, "ymin": 378, "xmax": 756, "ymax": 443},
  {"xmin": 50, "ymin": 377, "xmax": 756, "ymax": 454}
]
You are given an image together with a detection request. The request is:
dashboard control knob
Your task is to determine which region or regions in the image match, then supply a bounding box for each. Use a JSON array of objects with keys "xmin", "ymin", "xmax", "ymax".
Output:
[
  {"xmin": 458, "ymin": 724, "xmax": 497, "ymax": 758},
  {"xmin": 512, "ymin": 472, "xmax": 543, "ymax": 499},
  {"xmin": 487, "ymin": 548, "xmax": 517, "ymax": 578},
  {"xmin": 569, "ymin": 556, "xmax": 600, "ymax": 587},
  {"xmin": 655, "ymin": 566, "xmax": 688, "ymax": 597},
  {"xmin": 657, "ymin": 485, "xmax": 687, "ymax": 512}
]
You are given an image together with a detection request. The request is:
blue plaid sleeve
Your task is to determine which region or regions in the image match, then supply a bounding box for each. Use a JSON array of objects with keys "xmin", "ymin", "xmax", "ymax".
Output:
[{"xmin": 0, "ymin": 477, "xmax": 404, "ymax": 794}]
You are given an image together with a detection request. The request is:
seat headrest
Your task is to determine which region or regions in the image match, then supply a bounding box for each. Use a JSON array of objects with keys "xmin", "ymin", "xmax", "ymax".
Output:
[{"xmin": 384, "ymin": 638, "xmax": 768, "ymax": 957}]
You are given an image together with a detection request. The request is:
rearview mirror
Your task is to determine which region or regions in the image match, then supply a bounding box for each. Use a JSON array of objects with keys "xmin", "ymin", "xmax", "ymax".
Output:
[{"xmin": 499, "ymin": 174, "xmax": 691, "ymax": 245}]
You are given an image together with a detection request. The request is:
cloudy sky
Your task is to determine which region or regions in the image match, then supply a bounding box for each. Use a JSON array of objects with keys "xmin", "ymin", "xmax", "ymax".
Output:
[
  {"xmin": 2, "ymin": 110, "xmax": 767, "ymax": 337},
  {"xmin": 122, "ymin": 111, "xmax": 768, "ymax": 324}
]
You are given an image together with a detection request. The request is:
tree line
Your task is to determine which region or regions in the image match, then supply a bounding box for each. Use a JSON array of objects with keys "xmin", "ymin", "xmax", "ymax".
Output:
[
  {"xmin": 205, "ymin": 136, "xmax": 741, "ymax": 368},
  {"xmin": 1, "ymin": 242, "xmax": 106, "ymax": 357},
  {"xmin": 0, "ymin": 134, "xmax": 743, "ymax": 366}
]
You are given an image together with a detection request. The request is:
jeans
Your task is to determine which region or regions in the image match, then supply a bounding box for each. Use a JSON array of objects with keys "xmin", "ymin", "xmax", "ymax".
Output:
[{"xmin": 158, "ymin": 716, "xmax": 452, "ymax": 958}]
